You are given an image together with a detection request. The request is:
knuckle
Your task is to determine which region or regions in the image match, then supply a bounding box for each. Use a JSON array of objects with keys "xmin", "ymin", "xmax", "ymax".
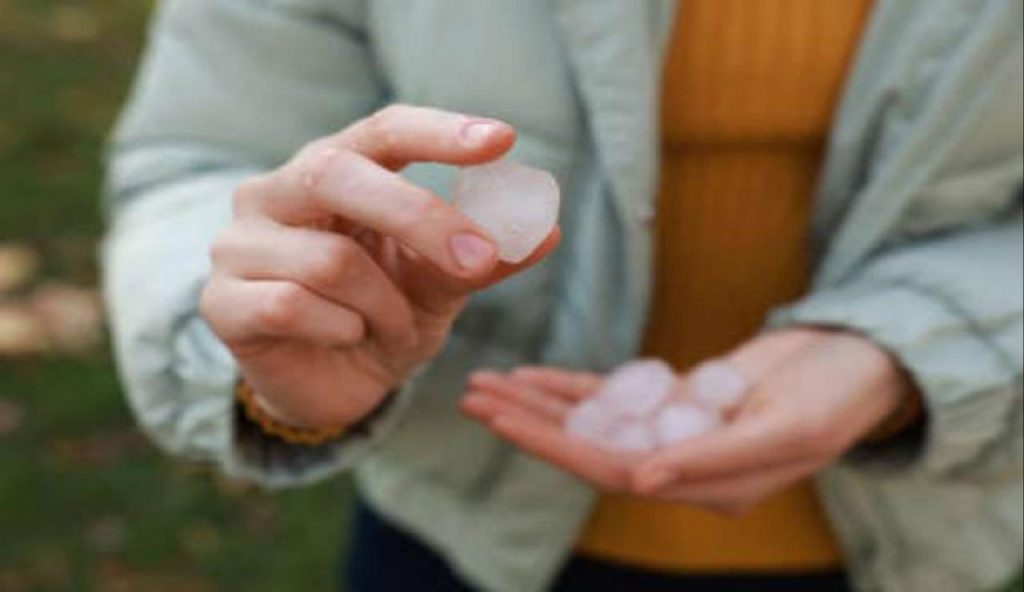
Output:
[
  {"xmin": 393, "ymin": 190, "xmax": 442, "ymax": 234},
  {"xmin": 311, "ymin": 149, "xmax": 366, "ymax": 201},
  {"xmin": 296, "ymin": 141, "xmax": 343, "ymax": 194},
  {"xmin": 208, "ymin": 228, "xmax": 239, "ymax": 266},
  {"xmin": 295, "ymin": 137, "xmax": 333, "ymax": 163},
  {"xmin": 198, "ymin": 279, "xmax": 237, "ymax": 345},
  {"xmin": 365, "ymin": 104, "xmax": 408, "ymax": 150},
  {"xmin": 197, "ymin": 281, "xmax": 220, "ymax": 325},
  {"xmin": 232, "ymin": 175, "xmax": 267, "ymax": 215},
  {"xmin": 336, "ymin": 312, "xmax": 367, "ymax": 344},
  {"xmin": 305, "ymin": 238, "xmax": 359, "ymax": 286},
  {"xmin": 258, "ymin": 284, "xmax": 305, "ymax": 332},
  {"xmin": 371, "ymin": 104, "xmax": 408, "ymax": 127}
]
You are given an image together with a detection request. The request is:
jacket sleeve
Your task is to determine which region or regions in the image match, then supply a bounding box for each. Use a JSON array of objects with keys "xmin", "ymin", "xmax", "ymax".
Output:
[
  {"xmin": 102, "ymin": 0, "xmax": 403, "ymax": 487},
  {"xmin": 771, "ymin": 204, "xmax": 1023, "ymax": 479},
  {"xmin": 772, "ymin": 23, "xmax": 1023, "ymax": 480}
]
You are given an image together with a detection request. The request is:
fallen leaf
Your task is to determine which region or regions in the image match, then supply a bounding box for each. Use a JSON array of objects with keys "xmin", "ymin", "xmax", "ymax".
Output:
[
  {"xmin": 27, "ymin": 551, "xmax": 70, "ymax": 589},
  {"xmin": 241, "ymin": 498, "xmax": 279, "ymax": 537},
  {"xmin": 0, "ymin": 398, "xmax": 25, "ymax": 436},
  {"xmin": 0, "ymin": 551, "xmax": 71, "ymax": 591},
  {"xmin": 29, "ymin": 282, "xmax": 104, "ymax": 353},
  {"xmin": 213, "ymin": 473, "xmax": 257, "ymax": 498},
  {"xmin": 179, "ymin": 521, "xmax": 221, "ymax": 557},
  {"xmin": 0, "ymin": 304, "xmax": 49, "ymax": 356},
  {"xmin": 48, "ymin": 5, "xmax": 101, "ymax": 43},
  {"xmin": 87, "ymin": 516, "xmax": 126, "ymax": 554},
  {"xmin": 95, "ymin": 561, "xmax": 215, "ymax": 592},
  {"xmin": 0, "ymin": 243, "xmax": 40, "ymax": 293},
  {"xmin": 49, "ymin": 429, "xmax": 151, "ymax": 468},
  {"xmin": 46, "ymin": 235, "xmax": 100, "ymax": 284},
  {"xmin": 0, "ymin": 569, "xmax": 30, "ymax": 592}
]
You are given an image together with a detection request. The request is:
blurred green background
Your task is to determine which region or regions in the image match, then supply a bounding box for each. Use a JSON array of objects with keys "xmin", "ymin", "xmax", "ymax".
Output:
[
  {"xmin": 0, "ymin": 2, "xmax": 353, "ymax": 591},
  {"xmin": 0, "ymin": 2, "xmax": 1019, "ymax": 592}
]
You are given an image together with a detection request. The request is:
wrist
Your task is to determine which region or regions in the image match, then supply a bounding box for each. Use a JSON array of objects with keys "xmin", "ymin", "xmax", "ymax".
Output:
[
  {"xmin": 235, "ymin": 380, "xmax": 350, "ymax": 446},
  {"xmin": 864, "ymin": 383, "xmax": 924, "ymax": 443},
  {"xmin": 831, "ymin": 330, "xmax": 924, "ymax": 443}
]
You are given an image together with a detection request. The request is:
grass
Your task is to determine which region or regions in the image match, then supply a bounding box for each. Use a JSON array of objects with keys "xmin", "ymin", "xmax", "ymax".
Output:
[{"xmin": 0, "ymin": 2, "xmax": 352, "ymax": 590}]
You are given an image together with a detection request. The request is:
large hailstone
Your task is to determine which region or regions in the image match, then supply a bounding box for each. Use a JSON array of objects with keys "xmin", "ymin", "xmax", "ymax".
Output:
[
  {"xmin": 654, "ymin": 403, "xmax": 722, "ymax": 446},
  {"xmin": 593, "ymin": 359, "xmax": 677, "ymax": 418},
  {"xmin": 452, "ymin": 159, "xmax": 560, "ymax": 263},
  {"xmin": 688, "ymin": 360, "xmax": 750, "ymax": 412}
]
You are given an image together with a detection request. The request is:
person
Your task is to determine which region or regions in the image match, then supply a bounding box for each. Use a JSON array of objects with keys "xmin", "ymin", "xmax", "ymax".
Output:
[{"xmin": 102, "ymin": 1, "xmax": 1023, "ymax": 591}]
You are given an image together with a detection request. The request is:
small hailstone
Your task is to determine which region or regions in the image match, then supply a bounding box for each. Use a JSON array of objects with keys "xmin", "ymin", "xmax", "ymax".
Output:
[
  {"xmin": 688, "ymin": 360, "xmax": 749, "ymax": 411},
  {"xmin": 452, "ymin": 159, "xmax": 560, "ymax": 263},
  {"xmin": 565, "ymin": 398, "xmax": 616, "ymax": 442},
  {"xmin": 654, "ymin": 403, "xmax": 722, "ymax": 446},
  {"xmin": 594, "ymin": 359, "xmax": 677, "ymax": 417},
  {"xmin": 602, "ymin": 418, "xmax": 658, "ymax": 453}
]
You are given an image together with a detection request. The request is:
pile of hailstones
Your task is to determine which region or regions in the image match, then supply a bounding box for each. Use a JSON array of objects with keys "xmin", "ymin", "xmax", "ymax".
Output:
[
  {"xmin": 453, "ymin": 160, "xmax": 750, "ymax": 453},
  {"xmin": 565, "ymin": 359, "xmax": 749, "ymax": 453}
]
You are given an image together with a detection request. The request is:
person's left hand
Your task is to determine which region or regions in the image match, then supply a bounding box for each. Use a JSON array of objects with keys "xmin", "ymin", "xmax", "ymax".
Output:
[{"xmin": 461, "ymin": 328, "xmax": 917, "ymax": 515}]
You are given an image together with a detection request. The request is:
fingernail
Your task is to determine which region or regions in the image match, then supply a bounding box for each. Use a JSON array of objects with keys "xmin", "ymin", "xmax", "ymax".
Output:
[
  {"xmin": 449, "ymin": 233, "xmax": 494, "ymax": 273},
  {"xmin": 460, "ymin": 120, "xmax": 499, "ymax": 147}
]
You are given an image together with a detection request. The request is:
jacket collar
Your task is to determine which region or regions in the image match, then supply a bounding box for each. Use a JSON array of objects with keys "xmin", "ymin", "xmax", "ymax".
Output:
[{"xmin": 553, "ymin": 0, "xmax": 675, "ymax": 226}]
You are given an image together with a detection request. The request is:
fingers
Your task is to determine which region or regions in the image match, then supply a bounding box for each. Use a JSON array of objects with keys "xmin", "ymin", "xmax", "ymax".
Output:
[
  {"xmin": 239, "ymin": 150, "xmax": 498, "ymax": 280},
  {"xmin": 210, "ymin": 222, "xmax": 416, "ymax": 352},
  {"xmin": 478, "ymin": 227, "xmax": 563, "ymax": 288},
  {"xmin": 200, "ymin": 277, "xmax": 366, "ymax": 351},
  {"xmin": 338, "ymin": 104, "xmax": 516, "ymax": 170},
  {"xmin": 466, "ymin": 372, "xmax": 573, "ymax": 422},
  {"xmin": 397, "ymin": 226, "xmax": 562, "ymax": 317},
  {"xmin": 461, "ymin": 390, "xmax": 530, "ymax": 424},
  {"xmin": 465, "ymin": 395, "xmax": 634, "ymax": 491},
  {"xmin": 508, "ymin": 364, "xmax": 603, "ymax": 402}
]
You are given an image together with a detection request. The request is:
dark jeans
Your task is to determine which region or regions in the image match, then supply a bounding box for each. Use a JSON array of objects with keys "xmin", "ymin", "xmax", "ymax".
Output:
[{"xmin": 343, "ymin": 500, "xmax": 851, "ymax": 592}]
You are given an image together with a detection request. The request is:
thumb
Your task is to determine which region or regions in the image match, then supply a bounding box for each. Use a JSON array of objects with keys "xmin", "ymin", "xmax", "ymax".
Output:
[
  {"xmin": 477, "ymin": 226, "xmax": 562, "ymax": 289},
  {"xmin": 400, "ymin": 226, "xmax": 561, "ymax": 318}
]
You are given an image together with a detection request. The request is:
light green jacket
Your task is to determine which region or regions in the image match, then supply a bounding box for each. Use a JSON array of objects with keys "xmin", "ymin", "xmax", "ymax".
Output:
[{"xmin": 103, "ymin": 1, "xmax": 1023, "ymax": 590}]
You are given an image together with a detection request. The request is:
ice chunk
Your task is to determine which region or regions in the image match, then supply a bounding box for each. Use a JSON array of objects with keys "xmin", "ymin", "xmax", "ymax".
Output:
[
  {"xmin": 654, "ymin": 403, "xmax": 722, "ymax": 446},
  {"xmin": 452, "ymin": 159, "xmax": 560, "ymax": 263},
  {"xmin": 688, "ymin": 360, "xmax": 749, "ymax": 411},
  {"xmin": 595, "ymin": 359, "xmax": 677, "ymax": 417},
  {"xmin": 565, "ymin": 398, "xmax": 617, "ymax": 442},
  {"xmin": 602, "ymin": 418, "xmax": 658, "ymax": 453}
]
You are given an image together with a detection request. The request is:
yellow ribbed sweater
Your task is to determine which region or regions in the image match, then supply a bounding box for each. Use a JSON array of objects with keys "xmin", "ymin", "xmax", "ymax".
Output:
[{"xmin": 576, "ymin": 0, "xmax": 873, "ymax": 572}]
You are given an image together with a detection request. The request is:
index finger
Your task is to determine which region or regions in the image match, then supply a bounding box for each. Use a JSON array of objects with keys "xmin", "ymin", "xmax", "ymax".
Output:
[
  {"xmin": 507, "ymin": 365, "xmax": 603, "ymax": 402},
  {"xmin": 338, "ymin": 104, "xmax": 516, "ymax": 170}
]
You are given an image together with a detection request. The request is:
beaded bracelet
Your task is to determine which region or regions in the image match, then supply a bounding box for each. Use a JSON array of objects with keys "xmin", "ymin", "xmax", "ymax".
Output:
[{"xmin": 235, "ymin": 380, "xmax": 348, "ymax": 446}]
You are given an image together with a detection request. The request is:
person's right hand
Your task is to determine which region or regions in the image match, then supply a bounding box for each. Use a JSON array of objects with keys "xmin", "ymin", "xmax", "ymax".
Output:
[{"xmin": 200, "ymin": 105, "xmax": 560, "ymax": 431}]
